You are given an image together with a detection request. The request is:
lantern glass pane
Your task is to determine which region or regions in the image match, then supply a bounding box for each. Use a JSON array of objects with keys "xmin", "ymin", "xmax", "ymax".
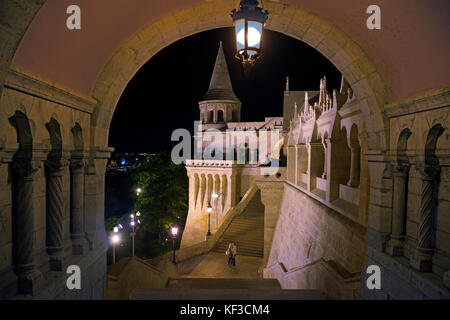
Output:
[
  {"xmin": 235, "ymin": 19, "xmax": 245, "ymax": 50},
  {"xmin": 247, "ymin": 21, "xmax": 262, "ymax": 49}
]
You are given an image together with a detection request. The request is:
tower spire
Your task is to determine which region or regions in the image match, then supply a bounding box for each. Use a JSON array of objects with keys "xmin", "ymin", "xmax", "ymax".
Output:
[
  {"xmin": 203, "ymin": 42, "xmax": 239, "ymax": 101},
  {"xmin": 285, "ymin": 76, "xmax": 290, "ymax": 96}
]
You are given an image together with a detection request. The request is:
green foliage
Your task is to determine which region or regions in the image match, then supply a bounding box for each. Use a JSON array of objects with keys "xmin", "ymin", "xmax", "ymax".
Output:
[
  {"xmin": 132, "ymin": 151, "xmax": 188, "ymax": 258},
  {"xmin": 105, "ymin": 216, "xmax": 122, "ymax": 231}
]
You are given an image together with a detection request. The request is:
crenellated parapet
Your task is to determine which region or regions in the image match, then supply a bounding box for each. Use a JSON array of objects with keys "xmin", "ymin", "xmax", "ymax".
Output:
[{"xmin": 285, "ymin": 76, "xmax": 369, "ymax": 226}]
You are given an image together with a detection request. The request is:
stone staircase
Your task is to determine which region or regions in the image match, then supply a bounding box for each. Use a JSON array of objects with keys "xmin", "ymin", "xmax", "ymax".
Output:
[
  {"xmin": 212, "ymin": 190, "xmax": 265, "ymax": 258},
  {"xmin": 130, "ymin": 278, "xmax": 328, "ymax": 300}
]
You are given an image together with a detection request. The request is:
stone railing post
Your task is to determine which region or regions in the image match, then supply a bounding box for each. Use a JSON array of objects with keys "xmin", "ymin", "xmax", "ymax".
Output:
[
  {"xmin": 326, "ymin": 138, "xmax": 343, "ymax": 202},
  {"xmin": 45, "ymin": 159, "xmax": 69, "ymax": 270},
  {"xmin": 12, "ymin": 160, "xmax": 43, "ymax": 294},
  {"xmin": 347, "ymin": 146, "xmax": 361, "ymax": 187},
  {"xmin": 410, "ymin": 164, "xmax": 440, "ymax": 272},
  {"xmin": 255, "ymin": 179, "xmax": 284, "ymax": 273},
  {"xmin": 307, "ymin": 142, "xmax": 323, "ymax": 191},
  {"xmin": 321, "ymin": 140, "xmax": 327, "ymax": 179},
  {"xmin": 70, "ymin": 158, "xmax": 87, "ymax": 255},
  {"xmin": 286, "ymin": 145, "xmax": 296, "ymax": 183},
  {"xmin": 386, "ymin": 164, "xmax": 410, "ymax": 256}
]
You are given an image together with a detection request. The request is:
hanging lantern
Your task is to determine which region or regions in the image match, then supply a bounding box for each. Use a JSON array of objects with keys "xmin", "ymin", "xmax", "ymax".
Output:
[{"xmin": 230, "ymin": 0, "xmax": 269, "ymax": 73}]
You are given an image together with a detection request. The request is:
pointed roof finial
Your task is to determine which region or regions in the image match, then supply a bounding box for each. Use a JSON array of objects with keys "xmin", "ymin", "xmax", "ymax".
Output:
[
  {"xmin": 203, "ymin": 41, "xmax": 239, "ymax": 101},
  {"xmin": 284, "ymin": 76, "xmax": 290, "ymax": 96},
  {"xmin": 319, "ymin": 76, "xmax": 327, "ymax": 106}
]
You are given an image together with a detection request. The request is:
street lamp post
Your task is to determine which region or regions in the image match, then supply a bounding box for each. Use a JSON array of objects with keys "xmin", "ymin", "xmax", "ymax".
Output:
[
  {"xmin": 111, "ymin": 232, "xmax": 120, "ymax": 264},
  {"xmin": 212, "ymin": 193, "xmax": 223, "ymax": 228},
  {"xmin": 171, "ymin": 226, "xmax": 178, "ymax": 264},
  {"xmin": 130, "ymin": 211, "xmax": 141, "ymax": 257},
  {"xmin": 207, "ymin": 204, "xmax": 212, "ymax": 236}
]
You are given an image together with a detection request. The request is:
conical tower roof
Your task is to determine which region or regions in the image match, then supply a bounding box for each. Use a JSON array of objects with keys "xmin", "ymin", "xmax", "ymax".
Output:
[{"xmin": 203, "ymin": 42, "xmax": 240, "ymax": 102}]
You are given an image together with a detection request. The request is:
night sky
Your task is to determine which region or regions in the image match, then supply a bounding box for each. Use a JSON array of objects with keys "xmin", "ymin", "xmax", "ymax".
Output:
[{"xmin": 109, "ymin": 27, "xmax": 341, "ymax": 153}]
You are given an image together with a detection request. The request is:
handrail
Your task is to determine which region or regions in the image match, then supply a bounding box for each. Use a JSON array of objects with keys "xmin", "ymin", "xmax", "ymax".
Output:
[
  {"xmin": 145, "ymin": 184, "xmax": 260, "ymax": 266},
  {"xmin": 265, "ymin": 259, "xmax": 360, "ymax": 282}
]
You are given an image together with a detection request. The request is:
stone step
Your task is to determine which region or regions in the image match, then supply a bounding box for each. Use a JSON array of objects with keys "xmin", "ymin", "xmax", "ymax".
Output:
[
  {"xmin": 215, "ymin": 243, "xmax": 263, "ymax": 249},
  {"xmin": 212, "ymin": 249, "xmax": 263, "ymax": 257},
  {"xmin": 223, "ymin": 225, "xmax": 263, "ymax": 230},
  {"xmin": 131, "ymin": 288, "xmax": 328, "ymax": 300},
  {"xmin": 166, "ymin": 278, "xmax": 281, "ymax": 290},
  {"xmin": 216, "ymin": 239, "xmax": 262, "ymax": 244},
  {"xmin": 212, "ymin": 192, "xmax": 265, "ymax": 259},
  {"xmin": 215, "ymin": 242, "xmax": 262, "ymax": 246},
  {"xmin": 213, "ymin": 249, "xmax": 263, "ymax": 256},
  {"xmin": 213, "ymin": 246, "xmax": 263, "ymax": 252}
]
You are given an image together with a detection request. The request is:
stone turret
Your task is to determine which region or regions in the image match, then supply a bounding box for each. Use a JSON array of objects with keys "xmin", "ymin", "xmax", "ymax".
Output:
[{"xmin": 199, "ymin": 42, "xmax": 242, "ymax": 125}]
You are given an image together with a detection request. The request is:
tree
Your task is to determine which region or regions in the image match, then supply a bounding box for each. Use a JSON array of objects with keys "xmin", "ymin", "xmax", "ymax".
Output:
[
  {"xmin": 132, "ymin": 152, "xmax": 188, "ymax": 258},
  {"xmin": 105, "ymin": 216, "xmax": 122, "ymax": 231}
]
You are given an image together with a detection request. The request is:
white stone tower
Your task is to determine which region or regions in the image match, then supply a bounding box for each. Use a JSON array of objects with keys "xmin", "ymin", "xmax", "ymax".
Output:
[
  {"xmin": 181, "ymin": 43, "xmax": 242, "ymax": 248},
  {"xmin": 199, "ymin": 42, "xmax": 242, "ymax": 126}
]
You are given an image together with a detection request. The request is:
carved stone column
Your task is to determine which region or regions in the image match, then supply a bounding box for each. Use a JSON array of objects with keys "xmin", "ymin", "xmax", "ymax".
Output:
[
  {"xmin": 45, "ymin": 159, "xmax": 69, "ymax": 270},
  {"xmin": 187, "ymin": 172, "xmax": 195, "ymax": 210},
  {"xmin": 410, "ymin": 164, "xmax": 440, "ymax": 272},
  {"xmin": 214, "ymin": 175, "xmax": 222, "ymax": 228},
  {"xmin": 226, "ymin": 173, "xmax": 238, "ymax": 208},
  {"xmin": 386, "ymin": 164, "xmax": 410, "ymax": 256},
  {"xmin": 12, "ymin": 160, "xmax": 43, "ymax": 294},
  {"xmin": 326, "ymin": 138, "xmax": 344, "ymax": 202},
  {"xmin": 347, "ymin": 146, "xmax": 361, "ymax": 187},
  {"xmin": 203, "ymin": 174, "xmax": 210, "ymax": 209},
  {"xmin": 307, "ymin": 142, "xmax": 323, "ymax": 191},
  {"xmin": 70, "ymin": 159, "xmax": 87, "ymax": 255},
  {"xmin": 321, "ymin": 140, "xmax": 327, "ymax": 179},
  {"xmin": 286, "ymin": 145, "xmax": 296, "ymax": 183}
]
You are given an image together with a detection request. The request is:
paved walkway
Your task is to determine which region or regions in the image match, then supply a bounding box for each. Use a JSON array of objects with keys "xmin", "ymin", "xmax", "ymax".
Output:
[{"xmin": 178, "ymin": 252, "xmax": 262, "ymax": 279}]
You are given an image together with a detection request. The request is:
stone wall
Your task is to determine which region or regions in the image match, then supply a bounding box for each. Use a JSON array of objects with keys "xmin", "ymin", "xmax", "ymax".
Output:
[
  {"xmin": 0, "ymin": 66, "xmax": 109, "ymax": 299},
  {"xmin": 105, "ymin": 257, "xmax": 177, "ymax": 300},
  {"xmin": 361, "ymin": 88, "xmax": 450, "ymax": 299},
  {"xmin": 263, "ymin": 182, "xmax": 366, "ymax": 298}
]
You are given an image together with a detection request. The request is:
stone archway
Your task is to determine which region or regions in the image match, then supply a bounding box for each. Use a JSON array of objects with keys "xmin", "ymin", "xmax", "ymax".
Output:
[
  {"xmin": 0, "ymin": 0, "xmax": 393, "ymax": 299},
  {"xmin": 0, "ymin": 0, "xmax": 46, "ymax": 103},
  {"xmin": 90, "ymin": 0, "xmax": 389, "ymax": 156}
]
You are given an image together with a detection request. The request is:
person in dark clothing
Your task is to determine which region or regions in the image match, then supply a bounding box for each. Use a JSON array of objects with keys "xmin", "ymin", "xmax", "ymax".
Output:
[{"xmin": 230, "ymin": 242, "xmax": 237, "ymax": 266}]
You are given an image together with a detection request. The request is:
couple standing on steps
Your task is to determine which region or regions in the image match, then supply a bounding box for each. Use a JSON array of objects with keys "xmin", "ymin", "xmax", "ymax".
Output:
[{"xmin": 226, "ymin": 243, "xmax": 237, "ymax": 266}]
